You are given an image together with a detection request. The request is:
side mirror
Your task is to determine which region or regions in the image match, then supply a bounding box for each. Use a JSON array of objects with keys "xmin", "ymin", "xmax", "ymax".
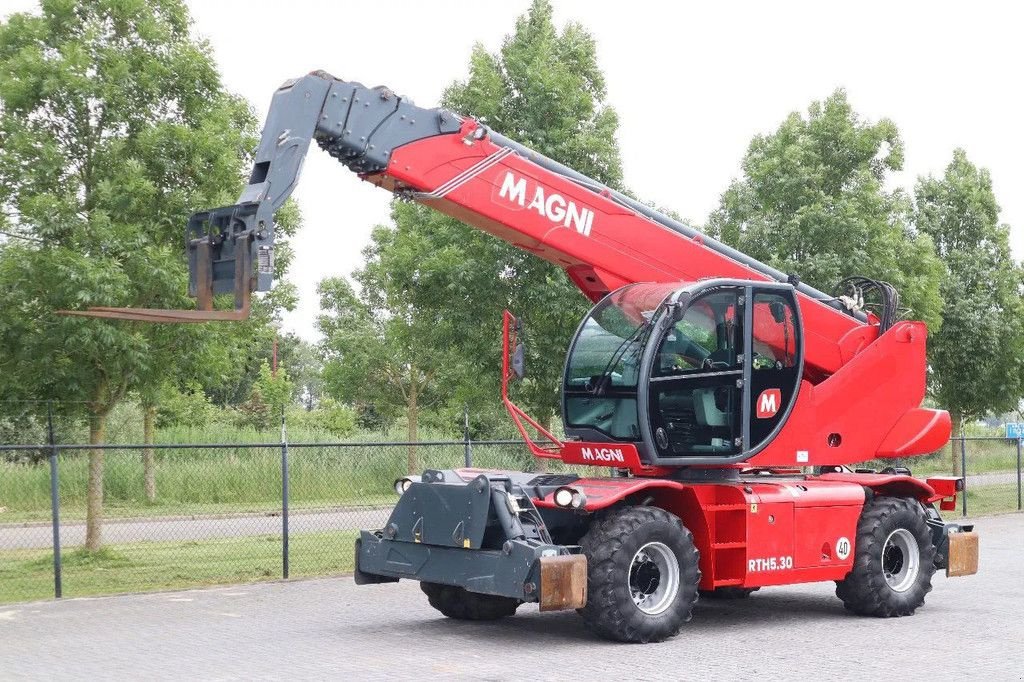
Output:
[
  {"xmin": 769, "ymin": 301, "xmax": 787, "ymax": 324},
  {"xmin": 512, "ymin": 342, "xmax": 526, "ymax": 379}
]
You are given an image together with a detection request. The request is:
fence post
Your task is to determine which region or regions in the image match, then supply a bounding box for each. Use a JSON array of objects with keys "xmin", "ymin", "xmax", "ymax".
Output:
[
  {"xmin": 1017, "ymin": 437, "xmax": 1022, "ymax": 512},
  {"xmin": 281, "ymin": 409, "xmax": 290, "ymax": 580},
  {"xmin": 960, "ymin": 436, "xmax": 968, "ymax": 518},
  {"xmin": 47, "ymin": 402, "xmax": 62, "ymax": 599},
  {"xmin": 463, "ymin": 405, "xmax": 472, "ymax": 468}
]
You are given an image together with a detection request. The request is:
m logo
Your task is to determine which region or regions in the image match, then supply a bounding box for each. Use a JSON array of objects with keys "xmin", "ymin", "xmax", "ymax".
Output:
[{"xmin": 756, "ymin": 389, "xmax": 782, "ymax": 419}]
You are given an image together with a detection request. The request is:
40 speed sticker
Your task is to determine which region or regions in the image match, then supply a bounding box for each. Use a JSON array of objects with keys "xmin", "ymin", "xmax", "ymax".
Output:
[{"xmin": 748, "ymin": 556, "xmax": 793, "ymax": 572}]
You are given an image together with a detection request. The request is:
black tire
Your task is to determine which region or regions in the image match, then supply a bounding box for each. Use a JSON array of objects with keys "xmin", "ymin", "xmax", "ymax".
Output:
[
  {"xmin": 419, "ymin": 582, "xmax": 520, "ymax": 620},
  {"xmin": 578, "ymin": 506, "xmax": 701, "ymax": 643},
  {"xmin": 835, "ymin": 496, "xmax": 936, "ymax": 617},
  {"xmin": 699, "ymin": 587, "xmax": 759, "ymax": 600}
]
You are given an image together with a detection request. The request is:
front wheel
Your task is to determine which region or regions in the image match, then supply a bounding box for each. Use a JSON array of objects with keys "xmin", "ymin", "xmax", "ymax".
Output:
[
  {"xmin": 835, "ymin": 496, "xmax": 936, "ymax": 617},
  {"xmin": 578, "ymin": 506, "xmax": 701, "ymax": 643}
]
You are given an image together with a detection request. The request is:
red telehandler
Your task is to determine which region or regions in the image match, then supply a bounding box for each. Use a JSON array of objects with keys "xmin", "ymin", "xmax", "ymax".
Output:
[{"xmin": 66, "ymin": 71, "xmax": 978, "ymax": 643}]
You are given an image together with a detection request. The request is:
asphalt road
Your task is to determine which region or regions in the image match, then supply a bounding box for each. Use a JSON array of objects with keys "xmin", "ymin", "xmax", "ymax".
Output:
[
  {"xmin": 1, "ymin": 513, "xmax": 1021, "ymax": 681},
  {"xmin": 0, "ymin": 507, "xmax": 391, "ymax": 550},
  {"xmin": 970, "ymin": 470, "xmax": 1023, "ymax": 486}
]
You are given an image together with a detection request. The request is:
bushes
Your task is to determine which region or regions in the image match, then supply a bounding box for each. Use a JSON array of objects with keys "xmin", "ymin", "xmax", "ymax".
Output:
[
  {"xmin": 286, "ymin": 399, "xmax": 356, "ymax": 438},
  {"xmin": 155, "ymin": 384, "xmax": 217, "ymax": 429},
  {"xmin": 0, "ymin": 413, "xmax": 47, "ymax": 463}
]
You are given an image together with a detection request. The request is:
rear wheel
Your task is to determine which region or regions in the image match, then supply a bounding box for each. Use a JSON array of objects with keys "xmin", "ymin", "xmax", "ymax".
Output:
[
  {"xmin": 835, "ymin": 496, "xmax": 936, "ymax": 617},
  {"xmin": 420, "ymin": 582, "xmax": 520, "ymax": 620},
  {"xmin": 578, "ymin": 506, "xmax": 701, "ymax": 643}
]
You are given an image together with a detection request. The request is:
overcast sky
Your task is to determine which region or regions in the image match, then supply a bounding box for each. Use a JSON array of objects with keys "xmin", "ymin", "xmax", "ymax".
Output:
[{"xmin": 2, "ymin": 0, "xmax": 1021, "ymax": 340}]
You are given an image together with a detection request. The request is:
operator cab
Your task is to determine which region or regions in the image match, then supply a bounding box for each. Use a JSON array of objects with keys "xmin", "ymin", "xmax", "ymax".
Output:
[{"xmin": 562, "ymin": 280, "xmax": 803, "ymax": 466}]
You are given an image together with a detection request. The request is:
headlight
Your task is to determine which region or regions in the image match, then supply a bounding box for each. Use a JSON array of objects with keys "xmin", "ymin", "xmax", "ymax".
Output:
[
  {"xmin": 393, "ymin": 476, "xmax": 417, "ymax": 496},
  {"xmin": 553, "ymin": 486, "xmax": 586, "ymax": 509},
  {"xmin": 554, "ymin": 487, "xmax": 574, "ymax": 507}
]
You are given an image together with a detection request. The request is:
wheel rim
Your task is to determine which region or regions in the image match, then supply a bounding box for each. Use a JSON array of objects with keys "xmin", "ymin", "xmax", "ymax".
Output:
[
  {"xmin": 627, "ymin": 541, "xmax": 680, "ymax": 615},
  {"xmin": 881, "ymin": 528, "xmax": 920, "ymax": 593}
]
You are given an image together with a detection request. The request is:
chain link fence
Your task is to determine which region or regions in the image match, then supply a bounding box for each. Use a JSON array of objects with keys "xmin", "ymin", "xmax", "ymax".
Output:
[
  {"xmin": 0, "ymin": 401, "xmax": 540, "ymax": 603},
  {"xmin": 1, "ymin": 401, "xmax": 1021, "ymax": 604}
]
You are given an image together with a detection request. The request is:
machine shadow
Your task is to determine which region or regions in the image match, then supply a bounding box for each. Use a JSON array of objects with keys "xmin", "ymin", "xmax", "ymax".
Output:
[{"xmin": 382, "ymin": 589, "xmax": 851, "ymax": 644}]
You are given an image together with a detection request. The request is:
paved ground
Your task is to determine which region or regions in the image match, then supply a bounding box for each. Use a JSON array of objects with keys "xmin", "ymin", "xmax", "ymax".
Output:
[{"xmin": 1, "ymin": 513, "xmax": 1020, "ymax": 681}]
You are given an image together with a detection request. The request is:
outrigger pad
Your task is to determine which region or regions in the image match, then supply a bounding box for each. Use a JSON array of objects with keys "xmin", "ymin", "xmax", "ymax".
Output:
[
  {"xmin": 539, "ymin": 554, "xmax": 587, "ymax": 611},
  {"xmin": 946, "ymin": 531, "xmax": 979, "ymax": 577}
]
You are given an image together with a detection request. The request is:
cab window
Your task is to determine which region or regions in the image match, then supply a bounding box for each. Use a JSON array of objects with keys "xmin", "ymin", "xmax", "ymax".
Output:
[
  {"xmin": 654, "ymin": 290, "xmax": 743, "ymax": 376},
  {"xmin": 749, "ymin": 290, "xmax": 800, "ymax": 448}
]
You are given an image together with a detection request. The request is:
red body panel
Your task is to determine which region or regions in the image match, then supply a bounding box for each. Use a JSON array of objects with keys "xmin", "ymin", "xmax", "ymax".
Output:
[
  {"xmin": 527, "ymin": 473, "xmax": 866, "ymax": 589},
  {"xmin": 746, "ymin": 321, "xmax": 946, "ymax": 467},
  {"xmin": 926, "ymin": 476, "xmax": 964, "ymax": 511}
]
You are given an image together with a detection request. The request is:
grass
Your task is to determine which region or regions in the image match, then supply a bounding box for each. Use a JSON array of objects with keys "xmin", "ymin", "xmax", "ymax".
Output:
[
  {"xmin": 0, "ymin": 399, "xmax": 535, "ymax": 525},
  {"xmin": 1, "ymin": 401, "xmax": 1019, "ymax": 613},
  {"xmin": 960, "ymin": 483, "xmax": 1022, "ymax": 517},
  {"xmin": 0, "ymin": 530, "xmax": 358, "ymax": 604},
  {"xmin": 2, "ymin": 438, "xmax": 1014, "ymax": 524}
]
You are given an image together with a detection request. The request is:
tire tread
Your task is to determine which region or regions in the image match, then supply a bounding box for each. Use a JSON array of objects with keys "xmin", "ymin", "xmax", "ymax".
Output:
[
  {"xmin": 835, "ymin": 496, "xmax": 936, "ymax": 617},
  {"xmin": 578, "ymin": 506, "xmax": 701, "ymax": 643}
]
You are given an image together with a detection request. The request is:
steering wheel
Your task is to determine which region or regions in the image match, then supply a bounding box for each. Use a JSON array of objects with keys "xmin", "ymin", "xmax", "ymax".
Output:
[{"xmin": 701, "ymin": 357, "xmax": 731, "ymax": 370}]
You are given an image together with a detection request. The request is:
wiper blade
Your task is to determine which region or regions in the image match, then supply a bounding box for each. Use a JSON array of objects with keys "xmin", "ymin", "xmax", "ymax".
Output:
[{"xmin": 590, "ymin": 320, "xmax": 652, "ymax": 395}]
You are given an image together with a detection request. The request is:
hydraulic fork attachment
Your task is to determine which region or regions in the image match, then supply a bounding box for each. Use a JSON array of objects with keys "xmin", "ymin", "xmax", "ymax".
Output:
[{"xmin": 59, "ymin": 208, "xmax": 258, "ymax": 322}]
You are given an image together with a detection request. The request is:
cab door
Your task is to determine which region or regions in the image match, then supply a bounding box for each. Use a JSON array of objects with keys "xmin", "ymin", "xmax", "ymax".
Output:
[
  {"xmin": 646, "ymin": 286, "xmax": 745, "ymax": 458},
  {"xmin": 643, "ymin": 283, "xmax": 803, "ymax": 464}
]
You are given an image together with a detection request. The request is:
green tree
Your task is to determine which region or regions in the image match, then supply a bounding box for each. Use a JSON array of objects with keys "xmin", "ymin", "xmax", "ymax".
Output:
[
  {"xmin": 253, "ymin": 359, "xmax": 293, "ymax": 420},
  {"xmin": 318, "ymin": 225, "xmax": 458, "ymax": 471},
  {"xmin": 914, "ymin": 149, "xmax": 1024, "ymax": 472},
  {"xmin": 707, "ymin": 90, "xmax": 944, "ymax": 329},
  {"xmin": 349, "ymin": 0, "xmax": 624, "ymax": 429},
  {"xmin": 136, "ymin": 321, "xmax": 268, "ymax": 503},
  {"xmin": 0, "ymin": 0, "xmax": 289, "ymax": 549},
  {"xmin": 275, "ymin": 332, "xmax": 323, "ymax": 410}
]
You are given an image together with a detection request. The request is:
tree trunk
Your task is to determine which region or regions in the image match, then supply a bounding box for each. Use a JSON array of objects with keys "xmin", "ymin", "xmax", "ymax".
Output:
[
  {"xmin": 85, "ymin": 411, "xmax": 107, "ymax": 551},
  {"xmin": 407, "ymin": 373, "xmax": 419, "ymax": 474},
  {"xmin": 950, "ymin": 412, "xmax": 963, "ymax": 476},
  {"xmin": 143, "ymin": 404, "xmax": 157, "ymax": 503}
]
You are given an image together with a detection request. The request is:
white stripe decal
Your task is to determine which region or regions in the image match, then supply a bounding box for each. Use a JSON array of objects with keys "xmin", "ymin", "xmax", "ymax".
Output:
[{"xmin": 412, "ymin": 147, "xmax": 515, "ymax": 200}]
